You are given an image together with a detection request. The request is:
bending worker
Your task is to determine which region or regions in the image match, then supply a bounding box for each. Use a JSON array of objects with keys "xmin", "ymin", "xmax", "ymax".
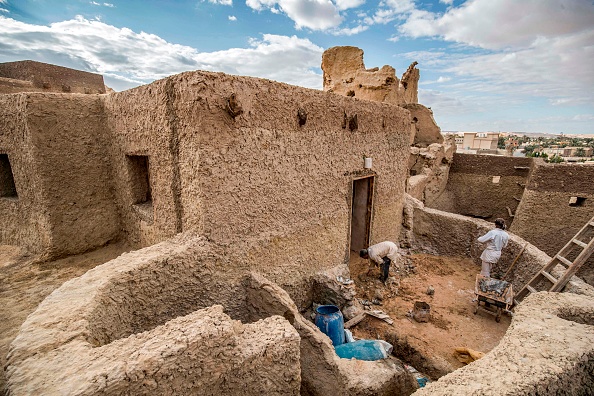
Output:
[
  {"xmin": 359, "ymin": 241, "xmax": 399, "ymax": 283},
  {"xmin": 477, "ymin": 218, "xmax": 509, "ymax": 277}
]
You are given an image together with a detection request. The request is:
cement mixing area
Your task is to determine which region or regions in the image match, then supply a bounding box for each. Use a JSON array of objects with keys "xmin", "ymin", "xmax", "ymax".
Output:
[{"xmin": 1, "ymin": 48, "xmax": 594, "ymax": 395}]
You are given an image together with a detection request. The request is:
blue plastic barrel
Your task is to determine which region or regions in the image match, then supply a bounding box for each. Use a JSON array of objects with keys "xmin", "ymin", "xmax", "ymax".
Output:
[{"xmin": 315, "ymin": 305, "xmax": 345, "ymax": 346}]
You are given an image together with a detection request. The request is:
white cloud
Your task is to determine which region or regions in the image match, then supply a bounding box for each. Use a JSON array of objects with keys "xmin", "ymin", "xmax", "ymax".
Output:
[
  {"xmin": 90, "ymin": 1, "xmax": 115, "ymax": 7},
  {"xmin": 228, "ymin": 15, "xmax": 237, "ymax": 20},
  {"xmin": 420, "ymin": 76, "xmax": 452, "ymax": 85},
  {"xmin": 0, "ymin": 16, "xmax": 324, "ymax": 91},
  {"xmin": 572, "ymin": 114, "xmax": 594, "ymax": 122},
  {"xmin": 334, "ymin": 0, "xmax": 365, "ymax": 11},
  {"xmin": 0, "ymin": 0, "xmax": 7, "ymax": 4},
  {"xmin": 331, "ymin": 24, "xmax": 368, "ymax": 36},
  {"xmin": 246, "ymin": 0, "xmax": 342, "ymax": 30},
  {"xmin": 439, "ymin": 0, "xmax": 453, "ymax": 4},
  {"xmin": 0, "ymin": 7, "xmax": 8, "ymax": 13},
  {"xmin": 363, "ymin": 0, "xmax": 414, "ymax": 25},
  {"xmin": 208, "ymin": 0, "xmax": 233, "ymax": 5},
  {"xmin": 398, "ymin": 0, "xmax": 594, "ymax": 50},
  {"xmin": 393, "ymin": 0, "xmax": 594, "ymax": 134}
]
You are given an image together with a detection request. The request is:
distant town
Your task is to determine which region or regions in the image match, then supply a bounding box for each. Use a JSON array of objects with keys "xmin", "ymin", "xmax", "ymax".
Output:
[{"xmin": 444, "ymin": 131, "xmax": 594, "ymax": 163}]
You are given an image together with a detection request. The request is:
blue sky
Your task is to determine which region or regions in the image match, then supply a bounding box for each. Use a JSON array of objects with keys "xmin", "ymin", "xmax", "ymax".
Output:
[{"xmin": 1, "ymin": 0, "xmax": 593, "ymax": 134}]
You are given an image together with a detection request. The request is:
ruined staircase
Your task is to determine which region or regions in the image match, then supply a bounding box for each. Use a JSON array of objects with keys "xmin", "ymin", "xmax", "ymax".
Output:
[{"xmin": 515, "ymin": 215, "xmax": 594, "ymax": 305}]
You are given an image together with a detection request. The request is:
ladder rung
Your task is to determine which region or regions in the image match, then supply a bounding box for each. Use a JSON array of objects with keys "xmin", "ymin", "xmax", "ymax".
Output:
[
  {"xmin": 514, "ymin": 299, "xmax": 520, "ymax": 306},
  {"xmin": 556, "ymin": 255, "xmax": 572, "ymax": 267},
  {"xmin": 572, "ymin": 239, "xmax": 587, "ymax": 248},
  {"xmin": 526, "ymin": 285, "xmax": 537, "ymax": 293},
  {"xmin": 541, "ymin": 271, "xmax": 557, "ymax": 283}
]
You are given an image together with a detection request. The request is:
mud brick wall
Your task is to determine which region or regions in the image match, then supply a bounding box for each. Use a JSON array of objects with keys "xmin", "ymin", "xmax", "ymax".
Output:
[
  {"xmin": 103, "ymin": 71, "xmax": 411, "ymax": 304},
  {"xmin": 0, "ymin": 93, "xmax": 119, "ymax": 257},
  {"xmin": 0, "ymin": 60, "xmax": 105, "ymax": 94},
  {"xmin": 430, "ymin": 153, "xmax": 533, "ymax": 225},
  {"xmin": 0, "ymin": 94, "xmax": 50, "ymax": 252},
  {"xmin": 510, "ymin": 162, "xmax": 594, "ymax": 285}
]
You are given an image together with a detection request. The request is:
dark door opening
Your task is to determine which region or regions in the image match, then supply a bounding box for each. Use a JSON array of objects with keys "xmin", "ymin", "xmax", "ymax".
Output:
[{"xmin": 350, "ymin": 176, "xmax": 374, "ymax": 253}]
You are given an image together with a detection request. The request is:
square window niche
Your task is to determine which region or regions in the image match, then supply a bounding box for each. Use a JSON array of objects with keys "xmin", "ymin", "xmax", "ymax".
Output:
[
  {"xmin": 126, "ymin": 155, "xmax": 153, "ymax": 222},
  {"xmin": 0, "ymin": 154, "xmax": 18, "ymax": 199}
]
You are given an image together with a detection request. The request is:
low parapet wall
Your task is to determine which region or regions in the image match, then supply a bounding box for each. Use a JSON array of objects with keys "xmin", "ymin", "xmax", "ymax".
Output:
[
  {"xmin": 6, "ymin": 233, "xmax": 417, "ymax": 396},
  {"xmin": 6, "ymin": 235, "xmax": 301, "ymax": 395}
]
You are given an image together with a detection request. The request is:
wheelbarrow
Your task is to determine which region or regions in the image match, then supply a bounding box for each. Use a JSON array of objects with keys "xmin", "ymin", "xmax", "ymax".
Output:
[{"xmin": 473, "ymin": 274, "xmax": 513, "ymax": 322}]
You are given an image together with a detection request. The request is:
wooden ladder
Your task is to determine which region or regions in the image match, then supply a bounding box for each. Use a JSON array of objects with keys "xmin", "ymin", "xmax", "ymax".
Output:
[{"xmin": 515, "ymin": 215, "xmax": 594, "ymax": 305}]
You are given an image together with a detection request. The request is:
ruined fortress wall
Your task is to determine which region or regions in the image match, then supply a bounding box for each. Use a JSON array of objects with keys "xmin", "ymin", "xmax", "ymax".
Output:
[
  {"xmin": 430, "ymin": 153, "xmax": 533, "ymax": 225},
  {"xmin": 103, "ymin": 71, "xmax": 410, "ymax": 303},
  {"xmin": 0, "ymin": 94, "xmax": 52, "ymax": 253},
  {"xmin": 510, "ymin": 162, "xmax": 594, "ymax": 284},
  {"xmin": 0, "ymin": 61, "xmax": 105, "ymax": 94}
]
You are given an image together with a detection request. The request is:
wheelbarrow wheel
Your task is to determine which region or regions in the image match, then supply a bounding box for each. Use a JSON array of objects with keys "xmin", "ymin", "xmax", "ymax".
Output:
[{"xmin": 496, "ymin": 308, "xmax": 502, "ymax": 322}]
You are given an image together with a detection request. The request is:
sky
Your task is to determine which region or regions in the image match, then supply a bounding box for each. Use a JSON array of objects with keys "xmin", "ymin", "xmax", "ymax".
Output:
[{"xmin": 0, "ymin": 0, "xmax": 593, "ymax": 134}]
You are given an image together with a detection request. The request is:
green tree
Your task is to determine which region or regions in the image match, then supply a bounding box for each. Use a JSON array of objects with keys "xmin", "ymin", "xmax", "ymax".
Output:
[
  {"xmin": 547, "ymin": 154, "xmax": 564, "ymax": 163},
  {"xmin": 497, "ymin": 136, "xmax": 506, "ymax": 149},
  {"xmin": 575, "ymin": 147, "xmax": 586, "ymax": 157}
]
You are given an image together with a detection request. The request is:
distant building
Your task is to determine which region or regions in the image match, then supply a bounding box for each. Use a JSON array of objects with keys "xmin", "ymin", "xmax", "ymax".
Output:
[{"xmin": 456, "ymin": 132, "xmax": 499, "ymax": 151}]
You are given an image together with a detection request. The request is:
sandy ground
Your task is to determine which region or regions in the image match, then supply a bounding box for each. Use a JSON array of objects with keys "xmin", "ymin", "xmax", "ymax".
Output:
[
  {"xmin": 348, "ymin": 252, "xmax": 511, "ymax": 380},
  {"xmin": 0, "ymin": 243, "xmax": 131, "ymax": 395}
]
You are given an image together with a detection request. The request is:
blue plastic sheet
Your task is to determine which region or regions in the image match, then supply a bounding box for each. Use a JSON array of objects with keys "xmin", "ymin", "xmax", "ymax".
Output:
[{"xmin": 334, "ymin": 340, "xmax": 388, "ymax": 361}]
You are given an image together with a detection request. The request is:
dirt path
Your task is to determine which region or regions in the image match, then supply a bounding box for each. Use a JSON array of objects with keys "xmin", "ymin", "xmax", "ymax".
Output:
[
  {"xmin": 0, "ymin": 243, "xmax": 131, "ymax": 395},
  {"xmin": 348, "ymin": 252, "xmax": 511, "ymax": 379}
]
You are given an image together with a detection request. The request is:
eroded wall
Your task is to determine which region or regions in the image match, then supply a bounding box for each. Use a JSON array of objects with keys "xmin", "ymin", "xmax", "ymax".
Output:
[
  {"xmin": 430, "ymin": 153, "xmax": 533, "ymax": 225},
  {"xmin": 321, "ymin": 46, "xmax": 418, "ymax": 106},
  {"xmin": 0, "ymin": 93, "xmax": 119, "ymax": 257},
  {"xmin": 0, "ymin": 94, "xmax": 51, "ymax": 253}
]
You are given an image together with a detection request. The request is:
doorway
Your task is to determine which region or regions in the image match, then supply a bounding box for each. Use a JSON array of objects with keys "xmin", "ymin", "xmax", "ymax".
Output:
[{"xmin": 350, "ymin": 176, "xmax": 374, "ymax": 253}]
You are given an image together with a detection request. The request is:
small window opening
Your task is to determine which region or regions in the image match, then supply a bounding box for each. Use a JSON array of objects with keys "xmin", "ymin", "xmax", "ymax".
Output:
[
  {"xmin": 569, "ymin": 196, "xmax": 586, "ymax": 207},
  {"xmin": 0, "ymin": 154, "xmax": 18, "ymax": 199},
  {"xmin": 126, "ymin": 155, "xmax": 153, "ymax": 222}
]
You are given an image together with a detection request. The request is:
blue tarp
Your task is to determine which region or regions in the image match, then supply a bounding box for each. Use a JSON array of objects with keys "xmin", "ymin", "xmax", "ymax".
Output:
[{"xmin": 334, "ymin": 340, "xmax": 388, "ymax": 361}]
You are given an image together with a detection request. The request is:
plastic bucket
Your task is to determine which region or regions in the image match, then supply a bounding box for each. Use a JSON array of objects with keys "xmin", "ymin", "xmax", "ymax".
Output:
[{"xmin": 315, "ymin": 305, "xmax": 345, "ymax": 346}]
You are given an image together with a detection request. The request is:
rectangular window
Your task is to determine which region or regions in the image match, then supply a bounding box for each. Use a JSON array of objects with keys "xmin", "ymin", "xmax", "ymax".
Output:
[
  {"xmin": 569, "ymin": 196, "xmax": 586, "ymax": 207},
  {"xmin": 126, "ymin": 155, "xmax": 153, "ymax": 223},
  {"xmin": 0, "ymin": 154, "xmax": 18, "ymax": 198}
]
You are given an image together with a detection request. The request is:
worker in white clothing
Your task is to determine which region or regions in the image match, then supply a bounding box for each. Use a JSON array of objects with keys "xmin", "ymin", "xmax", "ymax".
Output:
[
  {"xmin": 477, "ymin": 218, "xmax": 509, "ymax": 277},
  {"xmin": 359, "ymin": 241, "xmax": 399, "ymax": 283}
]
